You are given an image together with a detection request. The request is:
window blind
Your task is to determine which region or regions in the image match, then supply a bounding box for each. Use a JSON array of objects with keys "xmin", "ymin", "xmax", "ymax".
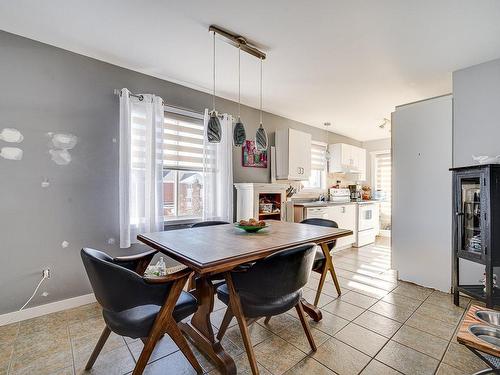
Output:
[
  {"xmin": 311, "ymin": 141, "xmax": 327, "ymax": 170},
  {"xmin": 131, "ymin": 107, "xmax": 213, "ymax": 172},
  {"xmin": 163, "ymin": 111, "xmax": 206, "ymax": 171},
  {"xmin": 374, "ymin": 152, "xmax": 392, "ymax": 229},
  {"xmin": 374, "ymin": 152, "xmax": 391, "ymax": 194}
]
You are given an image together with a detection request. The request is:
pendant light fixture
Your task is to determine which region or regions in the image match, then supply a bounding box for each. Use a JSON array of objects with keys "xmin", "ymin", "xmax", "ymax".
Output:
[
  {"xmin": 255, "ymin": 57, "xmax": 268, "ymax": 151},
  {"xmin": 233, "ymin": 46, "xmax": 246, "ymax": 146},
  {"xmin": 207, "ymin": 31, "xmax": 222, "ymax": 143}
]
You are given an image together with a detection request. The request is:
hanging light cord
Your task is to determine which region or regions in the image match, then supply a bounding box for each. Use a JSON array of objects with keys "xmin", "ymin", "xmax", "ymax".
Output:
[
  {"xmin": 259, "ymin": 57, "xmax": 263, "ymax": 124},
  {"xmin": 238, "ymin": 46, "xmax": 241, "ymax": 119},
  {"xmin": 212, "ymin": 31, "xmax": 216, "ymax": 111}
]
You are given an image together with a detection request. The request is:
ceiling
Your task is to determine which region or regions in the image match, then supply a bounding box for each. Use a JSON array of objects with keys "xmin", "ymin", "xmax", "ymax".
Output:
[{"xmin": 1, "ymin": 1, "xmax": 500, "ymax": 141}]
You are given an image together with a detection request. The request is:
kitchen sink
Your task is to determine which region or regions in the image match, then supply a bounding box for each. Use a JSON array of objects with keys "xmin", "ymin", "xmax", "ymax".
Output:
[
  {"xmin": 469, "ymin": 324, "xmax": 500, "ymax": 347},
  {"xmin": 476, "ymin": 310, "xmax": 500, "ymax": 327}
]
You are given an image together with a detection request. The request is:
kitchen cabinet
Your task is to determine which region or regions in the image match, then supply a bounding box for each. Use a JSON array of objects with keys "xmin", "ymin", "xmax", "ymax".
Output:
[
  {"xmin": 276, "ymin": 128, "xmax": 311, "ymax": 180},
  {"xmin": 326, "ymin": 204, "xmax": 357, "ymax": 249},
  {"xmin": 328, "ymin": 143, "xmax": 366, "ymax": 181},
  {"xmin": 451, "ymin": 165, "xmax": 500, "ymax": 308}
]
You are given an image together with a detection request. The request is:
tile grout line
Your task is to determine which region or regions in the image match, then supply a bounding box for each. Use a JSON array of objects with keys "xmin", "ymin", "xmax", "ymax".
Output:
[
  {"xmin": 306, "ymin": 246, "xmax": 403, "ymax": 374},
  {"xmin": 433, "ymin": 297, "xmax": 472, "ymax": 375},
  {"xmin": 5, "ymin": 322, "xmax": 20, "ymax": 375},
  {"xmin": 315, "ymin": 247, "xmax": 467, "ymax": 374},
  {"xmin": 355, "ymin": 280, "xmax": 434, "ymax": 374},
  {"xmin": 68, "ymin": 323, "xmax": 77, "ymax": 375}
]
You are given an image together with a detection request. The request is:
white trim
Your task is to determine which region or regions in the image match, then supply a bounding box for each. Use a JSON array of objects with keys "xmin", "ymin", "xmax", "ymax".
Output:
[{"xmin": 0, "ymin": 293, "xmax": 96, "ymax": 326}]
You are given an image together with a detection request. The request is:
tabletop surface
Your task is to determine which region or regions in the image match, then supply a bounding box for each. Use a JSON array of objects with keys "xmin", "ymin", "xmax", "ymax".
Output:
[{"xmin": 138, "ymin": 221, "xmax": 352, "ymax": 274}]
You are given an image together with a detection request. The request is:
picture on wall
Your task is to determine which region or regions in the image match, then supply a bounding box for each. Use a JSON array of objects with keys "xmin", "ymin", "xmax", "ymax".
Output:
[{"xmin": 242, "ymin": 140, "xmax": 267, "ymax": 168}]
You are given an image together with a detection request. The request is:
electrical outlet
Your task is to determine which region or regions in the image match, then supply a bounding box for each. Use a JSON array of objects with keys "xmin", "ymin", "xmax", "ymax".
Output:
[{"xmin": 42, "ymin": 269, "xmax": 51, "ymax": 279}]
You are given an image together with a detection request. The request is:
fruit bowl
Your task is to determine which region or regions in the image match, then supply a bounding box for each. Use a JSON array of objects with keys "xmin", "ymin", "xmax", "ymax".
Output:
[{"xmin": 234, "ymin": 223, "xmax": 270, "ymax": 233}]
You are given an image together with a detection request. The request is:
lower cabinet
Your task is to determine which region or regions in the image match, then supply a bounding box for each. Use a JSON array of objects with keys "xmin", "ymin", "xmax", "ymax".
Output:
[{"xmin": 326, "ymin": 204, "xmax": 357, "ymax": 250}]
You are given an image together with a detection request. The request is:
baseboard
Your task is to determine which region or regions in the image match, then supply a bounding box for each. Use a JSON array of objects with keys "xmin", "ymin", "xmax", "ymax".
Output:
[{"xmin": 0, "ymin": 293, "xmax": 96, "ymax": 326}]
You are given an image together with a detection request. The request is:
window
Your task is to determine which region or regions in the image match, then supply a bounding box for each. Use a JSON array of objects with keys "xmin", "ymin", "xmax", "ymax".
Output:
[
  {"xmin": 163, "ymin": 108, "xmax": 205, "ymax": 222},
  {"xmin": 302, "ymin": 141, "xmax": 327, "ymax": 190},
  {"xmin": 372, "ymin": 151, "xmax": 391, "ymax": 230}
]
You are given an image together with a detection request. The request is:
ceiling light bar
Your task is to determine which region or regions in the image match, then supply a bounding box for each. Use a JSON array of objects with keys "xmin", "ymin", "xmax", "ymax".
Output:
[{"xmin": 209, "ymin": 25, "xmax": 266, "ymax": 60}]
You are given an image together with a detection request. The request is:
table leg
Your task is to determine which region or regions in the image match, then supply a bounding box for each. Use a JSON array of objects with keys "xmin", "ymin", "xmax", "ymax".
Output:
[
  {"xmin": 321, "ymin": 243, "xmax": 342, "ymax": 296},
  {"xmin": 301, "ymin": 241, "xmax": 341, "ymax": 322},
  {"xmin": 179, "ymin": 276, "xmax": 236, "ymax": 375}
]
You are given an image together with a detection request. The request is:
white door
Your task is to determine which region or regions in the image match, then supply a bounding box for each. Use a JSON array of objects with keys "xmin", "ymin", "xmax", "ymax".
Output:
[
  {"xmin": 357, "ymin": 147, "xmax": 367, "ymax": 180},
  {"xmin": 288, "ymin": 129, "xmax": 311, "ymax": 179},
  {"xmin": 328, "ymin": 204, "xmax": 356, "ymax": 249},
  {"xmin": 341, "ymin": 144, "xmax": 352, "ymax": 168},
  {"xmin": 392, "ymin": 94, "xmax": 452, "ymax": 291}
]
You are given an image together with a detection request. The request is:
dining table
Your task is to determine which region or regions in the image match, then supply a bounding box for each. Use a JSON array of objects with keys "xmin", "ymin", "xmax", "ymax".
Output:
[{"xmin": 137, "ymin": 220, "xmax": 352, "ymax": 375}]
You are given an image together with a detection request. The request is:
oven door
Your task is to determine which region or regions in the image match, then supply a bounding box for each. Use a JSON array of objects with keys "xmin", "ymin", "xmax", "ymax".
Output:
[{"xmin": 358, "ymin": 204, "xmax": 375, "ymax": 231}]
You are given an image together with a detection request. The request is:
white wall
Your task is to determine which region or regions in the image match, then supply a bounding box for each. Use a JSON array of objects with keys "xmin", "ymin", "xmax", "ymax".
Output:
[{"xmin": 392, "ymin": 95, "xmax": 453, "ymax": 292}]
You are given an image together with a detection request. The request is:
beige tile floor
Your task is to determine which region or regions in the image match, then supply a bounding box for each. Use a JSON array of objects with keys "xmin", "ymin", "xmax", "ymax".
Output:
[{"xmin": 0, "ymin": 238, "xmax": 491, "ymax": 375}]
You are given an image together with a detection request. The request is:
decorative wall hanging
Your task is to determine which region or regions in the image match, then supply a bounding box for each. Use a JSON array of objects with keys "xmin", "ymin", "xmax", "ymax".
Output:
[
  {"xmin": 255, "ymin": 57, "xmax": 268, "ymax": 151},
  {"xmin": 233, "ymin": 46, "xmax": 246, "ymax": 146},
  {"xmin": 242, "ymin": 140, "xmax": 267, "ymax": 168},
  {"xmin": 207, "ymin": 31, "xmax": 222, "ymax": 143}
]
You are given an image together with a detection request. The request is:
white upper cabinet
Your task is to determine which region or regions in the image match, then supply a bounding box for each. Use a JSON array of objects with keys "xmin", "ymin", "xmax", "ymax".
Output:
[
  {"xmin": 328, "ymin": 143, "xmax": 366, "ymax": 181},
  {"xmin": 276, "ymin": 128, "xmax": 312, "ymax": 180}
]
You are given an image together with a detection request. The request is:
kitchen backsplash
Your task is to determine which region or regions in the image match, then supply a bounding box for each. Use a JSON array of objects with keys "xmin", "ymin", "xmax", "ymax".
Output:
[{"xmin": 327, "ymin": 172, "xmax": 366, "ymax": 188}]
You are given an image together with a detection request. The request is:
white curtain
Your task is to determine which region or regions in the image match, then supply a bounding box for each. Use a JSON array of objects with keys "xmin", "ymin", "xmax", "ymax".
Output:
[
  {"xmin": 119, "ymin": 88, "xmax": 165, "ymax": 248},
  {"xmin": 202, "ymin": 109, "xmax": 233, "ymax": 222}
]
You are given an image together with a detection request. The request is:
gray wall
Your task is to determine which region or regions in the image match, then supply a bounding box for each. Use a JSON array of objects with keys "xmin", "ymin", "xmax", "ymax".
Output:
[
  {"xmin": 453, "ymin": 58, "xmax": 500, "ymax": 283},
  {"xmin": 453, "ymin": 58, "xmax": 500, "ymax": 166},
  {"xmin": 0, "ymin": 31, "xmax": 360, "ymax": 314}
]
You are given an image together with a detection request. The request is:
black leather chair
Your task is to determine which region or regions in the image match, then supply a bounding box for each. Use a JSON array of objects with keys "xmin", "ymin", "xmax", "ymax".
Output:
[
  {"xmin": 216, "ymin": 243, "xmax": 317, "ymax": 375},
  {"xmin": 300, "ymin": 218, "xmax": 341, "ymax": 305},
  {"xmin": 81, "ymin": 248, "xmax": 202, "ymax": 375},
  {"xmin": 188, "ymin": 221, "xmax": 230, "ymax": 291},
  {"xmin": 191, "ymin": 220, "xmax": 229, "ymax": 228}
]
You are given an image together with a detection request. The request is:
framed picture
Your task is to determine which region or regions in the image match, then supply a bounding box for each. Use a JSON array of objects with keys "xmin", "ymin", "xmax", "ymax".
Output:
[{"xmin": 242, "ymin": 140, "xmax": 267, "ymax": 168}]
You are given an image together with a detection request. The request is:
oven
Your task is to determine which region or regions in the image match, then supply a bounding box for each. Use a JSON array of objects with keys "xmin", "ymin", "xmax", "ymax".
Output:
[{"xmin": 355, "ymin": 203, "xmax": 377, "ymax": 247}]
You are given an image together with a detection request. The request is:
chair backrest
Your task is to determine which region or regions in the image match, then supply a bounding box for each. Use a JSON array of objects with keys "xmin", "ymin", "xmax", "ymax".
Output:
[
  {"xmin": 300, "ymin": 218, "xmax": 338, "ymax": 251},
  {"xmin": 232, "ymin": 243, "xmax": 316, "ymax": 300},
  {"xmin": 191, "ymin": 220, "xmax": 229, "ymax": 228},
  {"xmin": 81, "ymin": 248, "xmax": 169, "ymax": 312}
]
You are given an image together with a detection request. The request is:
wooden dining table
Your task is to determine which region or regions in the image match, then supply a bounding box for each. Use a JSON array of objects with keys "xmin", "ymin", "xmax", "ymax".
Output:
[{"xmin": 138, "ymin": 220, "xmax": 352, "ymax": 375}]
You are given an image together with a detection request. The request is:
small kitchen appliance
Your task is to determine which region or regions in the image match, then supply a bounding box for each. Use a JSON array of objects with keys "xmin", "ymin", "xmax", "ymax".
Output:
[
  {"xmin": 329, "ymin": 188, "xmax": 351, "ymax": 203},
  {"xmin": 348, "ymin": 184, "xmax": 361, "ymax": 201}
]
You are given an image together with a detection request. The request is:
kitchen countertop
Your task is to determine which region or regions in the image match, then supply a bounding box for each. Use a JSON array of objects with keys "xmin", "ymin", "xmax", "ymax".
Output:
[{"xmin": 294, "ymin": 200, "xmax": 381, "ymax": 208}]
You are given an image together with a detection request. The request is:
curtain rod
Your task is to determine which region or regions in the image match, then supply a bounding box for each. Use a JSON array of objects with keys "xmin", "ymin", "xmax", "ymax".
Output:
[{"xmin": 113, "ymin": 89, "xmax": 203, "ymax": 115}]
